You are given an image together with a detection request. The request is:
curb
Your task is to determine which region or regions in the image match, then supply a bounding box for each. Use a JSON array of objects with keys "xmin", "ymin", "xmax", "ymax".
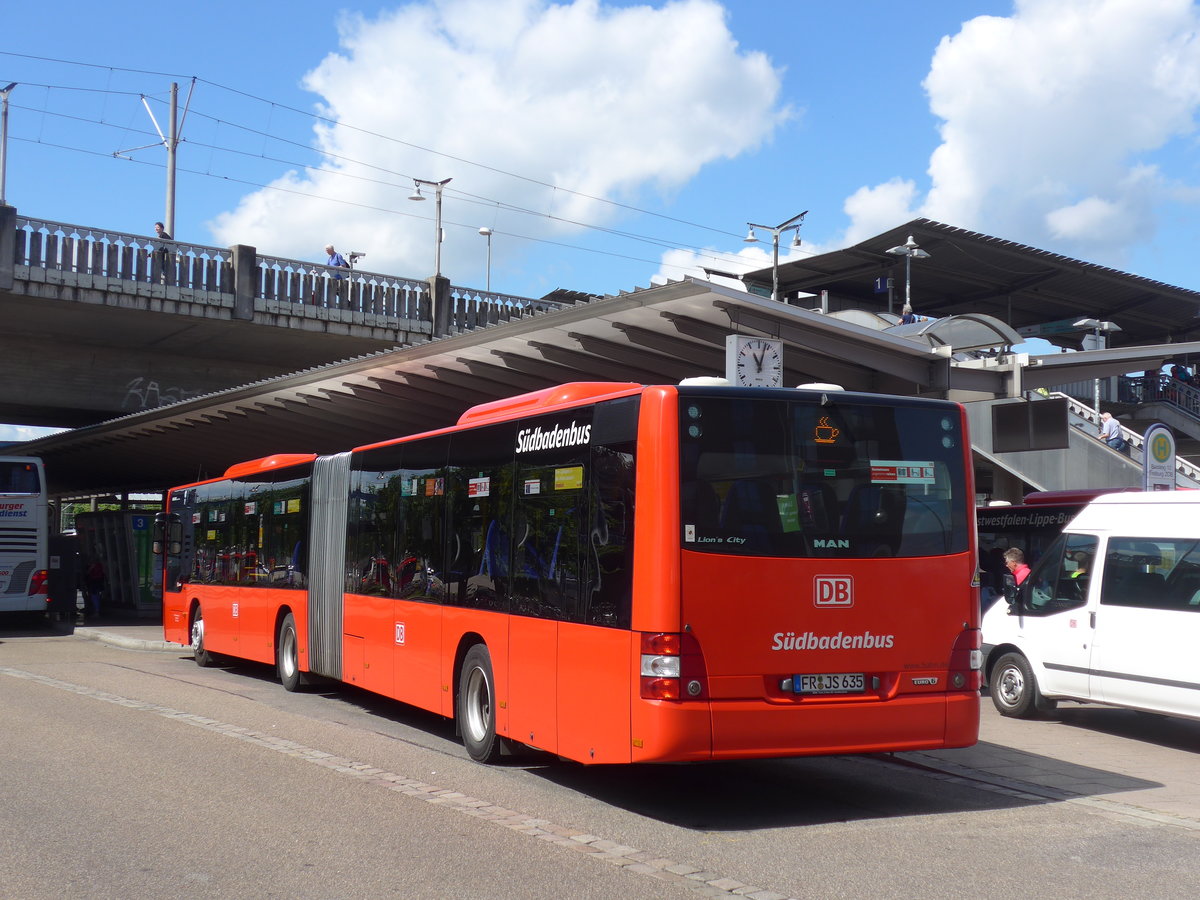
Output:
[{"xmin": 74, "ymin": 629, "xmax": 188, "ymax": 653}]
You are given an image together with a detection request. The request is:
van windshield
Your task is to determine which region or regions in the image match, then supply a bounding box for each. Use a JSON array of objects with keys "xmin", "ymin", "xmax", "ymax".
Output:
[{"xmin": 679, "ymin": 392, "xmax": 968, "ymax": 558}]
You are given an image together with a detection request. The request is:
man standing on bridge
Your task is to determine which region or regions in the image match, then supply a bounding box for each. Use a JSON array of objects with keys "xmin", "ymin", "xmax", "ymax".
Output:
[
  {"xmin": 324, "ymin": 244, "xmax": 351, "ymax": 308},
  {"xmin": 325, "ymin": 244, "xmax": 349, "ymax": 272}
]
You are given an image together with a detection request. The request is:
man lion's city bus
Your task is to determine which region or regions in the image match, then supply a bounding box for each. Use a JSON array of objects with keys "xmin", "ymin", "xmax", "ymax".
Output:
[
  {"xmin": 0, "ymin": 456, "xmax": 49, "ymax": 615},
  {"xmin": 160, "ymin": 382, "xmax": 980, "ymax": 764}
]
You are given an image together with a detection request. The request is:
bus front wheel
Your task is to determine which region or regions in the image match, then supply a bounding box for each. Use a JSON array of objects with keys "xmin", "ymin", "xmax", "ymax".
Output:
[
  {"xmin": 191, "ymin": 605, "xmax": 217, "ymax": 668},
  {"xmin": 991, "ymin": 652, "xmax": 1055, "ymax": 718},
  {"xmin": 277, "ymin": 612, "xmax": 307, "ymax": 692},
  {"xmin": 458, "ymin": 644, "xmax": 501, "ymax": 763}
]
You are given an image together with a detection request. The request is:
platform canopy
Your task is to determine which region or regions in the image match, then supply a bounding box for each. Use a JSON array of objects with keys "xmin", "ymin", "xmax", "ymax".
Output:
[
  {"xmin": 749, "ymin": 218, "xmax": 1200, "ymax": 349},
  {"xmin": 20, "ymin": 278, "xmax": 1006, "ymax": 497}
]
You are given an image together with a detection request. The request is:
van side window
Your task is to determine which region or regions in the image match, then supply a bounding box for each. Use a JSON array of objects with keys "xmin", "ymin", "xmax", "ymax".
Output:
[
  {"xmin": 1025, "ymin": 533, "xmax": 1097, "ymax": 614},
  {"xmin": 1101, "ymin": 538, "xmax": 1200, "ymax": 611}
]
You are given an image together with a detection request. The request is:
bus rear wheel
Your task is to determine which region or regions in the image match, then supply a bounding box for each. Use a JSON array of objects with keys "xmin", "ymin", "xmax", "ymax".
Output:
[
  {"xmin": 191, "ymin": 605, "xmax": 217, "ymax": 668},
  {"xmin": 277, "ymin": 612, "xmax": 306, "ymax": 692},
  {"xmin": 458, "ymin": 644, "xmax": 501, "ymax": 763},
  {"xmin": 991, "ymin": 652, "xmax": 1055, "ymax": 718}
]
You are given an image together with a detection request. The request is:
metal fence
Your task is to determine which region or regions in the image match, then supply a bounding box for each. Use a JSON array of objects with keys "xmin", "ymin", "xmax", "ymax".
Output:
[{"xmin": 11, "ymin": 214, "xmax": 570, "ymax": 333}]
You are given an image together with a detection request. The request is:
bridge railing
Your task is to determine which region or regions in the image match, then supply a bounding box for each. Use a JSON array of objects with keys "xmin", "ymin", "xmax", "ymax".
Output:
[
  {"xmin": 11, "ymin": 216, "xmax": 232, "ymax": 292},
  {"xmin": 255, "ymin": 253, "xmax": 431, "ymax": 319},
  {"xmin": 8, "ymin": 211, "xmax": 573, "ymax": 336}
]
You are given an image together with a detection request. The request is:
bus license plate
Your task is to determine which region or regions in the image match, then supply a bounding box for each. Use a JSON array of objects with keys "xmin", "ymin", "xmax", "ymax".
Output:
[{"xmin": 796, "ymin": 673, "xmax": 864, "ymax": 694}]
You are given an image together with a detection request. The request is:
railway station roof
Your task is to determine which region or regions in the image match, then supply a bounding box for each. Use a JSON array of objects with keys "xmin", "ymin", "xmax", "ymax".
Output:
[
  {"xmin": 748, "ymin": 218, "xmax": 1200, "ymax": 349},
  {"xmin": 19, "ymin": 278, "xmax": 1012, "ymax": 497},
  {"xmin": 20, "ymin": 218, "xmax": 1200, "ymax": 499}
]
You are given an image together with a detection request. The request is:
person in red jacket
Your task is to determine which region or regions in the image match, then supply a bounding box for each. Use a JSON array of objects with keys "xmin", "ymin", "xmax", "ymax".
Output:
[{"xmin": 1003, "ymin": 547, "xmax": 1031, "ymax": 585}]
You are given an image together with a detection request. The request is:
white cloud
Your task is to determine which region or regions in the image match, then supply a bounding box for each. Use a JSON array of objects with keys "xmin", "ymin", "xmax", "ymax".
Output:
[
  {"xmin": 210, "ymin": 0, "xmax": 788, "ymax": 293},
  {"xmin": 840, "ymin": 179, "xmax": 919, "ymax": 246},
  {"xmin": 0, "ymin": 425, "xmax": 66, "ymax": 443},
  {"xmin": 835, "ymin": 0, "xmax": 1200, "ymax": 267}
]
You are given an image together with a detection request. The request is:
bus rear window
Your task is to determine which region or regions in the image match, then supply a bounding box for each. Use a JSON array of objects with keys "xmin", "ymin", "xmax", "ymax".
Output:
[
  {"xmin": 0, "ymin": 462, "xmax": 42, "ymax": 495},
  {"xmin": 680, "ymin": 393, "xmax": 968, "ymax": 558}
]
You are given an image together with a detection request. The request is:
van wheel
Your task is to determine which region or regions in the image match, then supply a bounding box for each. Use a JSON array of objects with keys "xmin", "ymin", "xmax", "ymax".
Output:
[
  {"xmin": 991, "ymin": 652, "xmax": 1055, "ymax": 717},
  {"xmin": 458, "ymin": 644, "xmax": 501, "ymax": 763},
  {"xmin": 191, "ymin": 605, "xmax": 218, "ymax": 668},
  {"xmin": 277, "ymin": 613, "xmax": 307, "ymax": 692}
]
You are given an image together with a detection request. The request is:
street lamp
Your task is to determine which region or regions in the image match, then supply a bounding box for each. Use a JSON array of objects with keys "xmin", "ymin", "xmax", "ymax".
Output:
[
  {"xmin": 744, "ymin": 210, "xmax": 807, "ymax": 302},
  {"xmin": 478, "ymin": 226, "xmax": 493, "ymax": 292},
  {"xmin": 1073, "ymin": 317, "xmax": 1122, "ymax": 415},
  {"xmin": 1, "ymin": 82, "xmax": 17, "ymax": 206},
  {"xmin": 409, "ymin": 177, "xmax": 452, "ymax": 277},
  {"xmin": 885, "ymin": 234, "xmax": 931, "ymax": 314}
]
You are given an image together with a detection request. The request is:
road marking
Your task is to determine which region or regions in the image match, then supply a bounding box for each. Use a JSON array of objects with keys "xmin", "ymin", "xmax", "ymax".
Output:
[{"xmin": 0, "ymin": 666, "xmax": 799, "ymax": 900}]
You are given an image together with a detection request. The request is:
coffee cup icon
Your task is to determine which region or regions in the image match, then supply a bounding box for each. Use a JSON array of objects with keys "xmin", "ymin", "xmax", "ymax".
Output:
[{"xmin": 815, "ymin": 417, "xmax": 839, "ymax": 443}]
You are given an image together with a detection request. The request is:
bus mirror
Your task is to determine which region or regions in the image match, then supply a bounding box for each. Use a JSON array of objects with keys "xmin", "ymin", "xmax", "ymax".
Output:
[
  {"xmin": 153, "ymin": 512, "xmax": 182, "ymax": 556},
  {"xmin": 153, "ymin": 512, "xmax": 168, "ymax": 555}
]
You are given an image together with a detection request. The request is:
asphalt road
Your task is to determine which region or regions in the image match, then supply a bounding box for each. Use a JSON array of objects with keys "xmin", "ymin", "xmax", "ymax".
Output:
[{"xmin": 1, "ymin": 626, "xmax": 1197, "ymax": 899}]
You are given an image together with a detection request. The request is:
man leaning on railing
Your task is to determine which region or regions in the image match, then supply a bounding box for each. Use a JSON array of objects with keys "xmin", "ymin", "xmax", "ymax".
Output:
[{"xmin": 153, "ymin": 221, "xmax": 173, "ymax": 283}]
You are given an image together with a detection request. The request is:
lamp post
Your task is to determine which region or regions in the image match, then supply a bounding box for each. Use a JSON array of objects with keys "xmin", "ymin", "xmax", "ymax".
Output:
[
  {"xmin": 409, "ymin": 177, "xmax": 452, "ymax": 277},
  {"xmin": 1, "ymin": 82, "xmax": 17, "ymax": 206},
  {"xmin": 478, "ymin": 226, "xmax": 493, "ymax": 292},
  {"xmin": 1073, "ymin": 317, "xmax": 1122, "ymax": 415},
  {"xmin": 885, "ymin": 234, "xmax": 931, "ymax": 314},
  {"xmin": 744, "ymin": 210, "xmax": 807, "ymax": 302}
]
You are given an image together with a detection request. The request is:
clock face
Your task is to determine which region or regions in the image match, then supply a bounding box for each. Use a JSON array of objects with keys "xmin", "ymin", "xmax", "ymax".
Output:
[{"xmin": 733, "ymin": 338, "xmax": 783, "ymax": 387}]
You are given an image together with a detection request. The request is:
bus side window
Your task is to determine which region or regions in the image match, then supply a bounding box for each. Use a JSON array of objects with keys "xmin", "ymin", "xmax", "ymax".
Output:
[{"xmin": 585, "ymin": 445, "xmax": 634, "ymax": 629}]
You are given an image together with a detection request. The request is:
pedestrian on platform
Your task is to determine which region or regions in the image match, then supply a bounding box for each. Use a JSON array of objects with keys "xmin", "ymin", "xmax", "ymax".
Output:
[{"xmin": 84, "ymin": 558, "xmax": 105, "ymax": 619}]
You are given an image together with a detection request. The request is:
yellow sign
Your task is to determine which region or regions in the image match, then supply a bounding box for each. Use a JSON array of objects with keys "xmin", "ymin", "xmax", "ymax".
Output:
[{"xmin": 555, "ymin": 466, "xmax": 584, "ymax": 491}]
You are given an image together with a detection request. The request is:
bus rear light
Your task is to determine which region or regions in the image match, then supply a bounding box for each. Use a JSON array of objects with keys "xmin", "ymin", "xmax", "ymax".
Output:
[
  {"xmin": 639, "ymin": 632, "xmax": 708, "ymax": 701},
  {"xmin": 641, "ymin": 677, "xmax": 682, "ymax": 700},
  {"xmin": 949, "ymin": 627, "xmax": 982, "ymax": 691},
  {"xmin": 30, "ymin": 569, "xmax": 49, "ymax": 596}
]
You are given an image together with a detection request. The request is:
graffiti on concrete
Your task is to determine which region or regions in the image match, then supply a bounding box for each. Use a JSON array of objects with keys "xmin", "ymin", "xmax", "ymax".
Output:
[{"xmin": 121, "ymin": 377, "xmax": 203, "ymax": 411}]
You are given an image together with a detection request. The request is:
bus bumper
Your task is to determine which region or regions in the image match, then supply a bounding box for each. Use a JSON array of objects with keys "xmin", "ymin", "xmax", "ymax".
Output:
[{"xmin": 632, "ymin": 691, "xmax": 979, "ymax": 762}]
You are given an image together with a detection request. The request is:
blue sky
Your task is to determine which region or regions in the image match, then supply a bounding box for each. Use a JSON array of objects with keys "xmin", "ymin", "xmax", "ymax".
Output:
[{"xmin": 4, "ymin": 0, "xmax": 1200, "ymax": 440}]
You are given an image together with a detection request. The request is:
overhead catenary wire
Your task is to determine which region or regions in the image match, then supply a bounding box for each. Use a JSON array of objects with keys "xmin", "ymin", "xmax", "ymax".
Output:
[
  {"xmin": 1, "ymin": 51, "xmax": 814, "ymax": 277},
  {"xmin": 10, "ymin": 134, "xmax": 770, "ymax": 277}
]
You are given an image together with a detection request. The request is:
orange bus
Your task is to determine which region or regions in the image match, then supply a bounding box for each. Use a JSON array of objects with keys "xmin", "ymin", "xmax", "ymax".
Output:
[{"xmin": 160, "ymin": 381, "xmax": 980, "ymax": 764}]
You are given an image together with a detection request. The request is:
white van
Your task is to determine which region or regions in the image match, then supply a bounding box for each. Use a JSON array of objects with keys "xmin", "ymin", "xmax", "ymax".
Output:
[{"xmin": 982, "ymin": 492, "xmax": 1200, "ymax": 721}]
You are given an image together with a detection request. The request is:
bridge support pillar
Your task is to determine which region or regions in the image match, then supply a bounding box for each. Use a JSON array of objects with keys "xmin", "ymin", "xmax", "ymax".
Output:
[
  {"xmin": 230, "ymin": 243, "xmax": 256, "ymax": 321},
  {"xmin": 0, "ymin": 204, "xmax": 15, "ymax": 291}
]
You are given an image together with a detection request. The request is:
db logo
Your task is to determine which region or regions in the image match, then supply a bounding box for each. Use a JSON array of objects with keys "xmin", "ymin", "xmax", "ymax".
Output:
[{"xmin": 814, "ymin": 575, "xmax": 853, "ymax": 607}]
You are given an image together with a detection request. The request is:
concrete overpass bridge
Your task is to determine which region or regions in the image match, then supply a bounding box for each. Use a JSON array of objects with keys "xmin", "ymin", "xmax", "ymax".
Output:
[
  {"xmin": 0, "ymin": 205, "xmax": 562, "ymax": 427},
  {"xmin": 8, "ymin": 206, "xmax": 1200, "ymax": 502}
]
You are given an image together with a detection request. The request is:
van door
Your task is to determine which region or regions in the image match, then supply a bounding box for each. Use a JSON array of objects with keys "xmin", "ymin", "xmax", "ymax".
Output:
[
  {"xmin": 1017, "ymin": 533, "xmax": 1099, "ymax": 701},
  {"xmin": 1091, "ymin": 537, "xmax": 1200, "ymax": 718}
]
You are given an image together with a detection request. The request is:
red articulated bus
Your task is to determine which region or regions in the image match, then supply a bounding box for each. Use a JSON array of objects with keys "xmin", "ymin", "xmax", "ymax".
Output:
[{"xmin": 160, "ymin": 381, "xmax": 980, "ymax": 764}]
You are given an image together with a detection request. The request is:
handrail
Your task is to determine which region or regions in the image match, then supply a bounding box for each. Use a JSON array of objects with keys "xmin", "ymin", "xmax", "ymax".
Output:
[
  {"xmin": 1119, "ymin": 372, "xmax": 1200, "ymax": 420},
  {"xmin": 1056, "ymin": 392, "xmax": 1200, "ymax": 485}
]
